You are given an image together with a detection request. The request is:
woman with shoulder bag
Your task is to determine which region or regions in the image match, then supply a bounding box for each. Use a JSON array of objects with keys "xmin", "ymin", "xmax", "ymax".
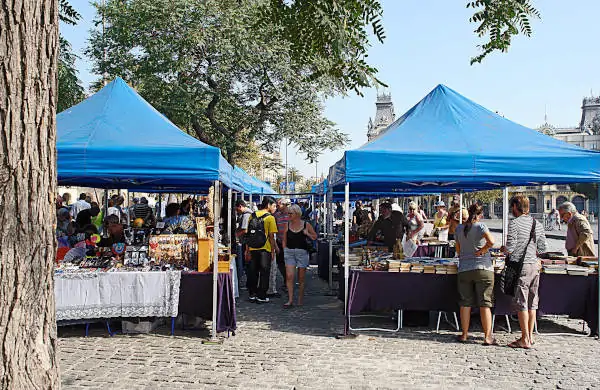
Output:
[
  {"xmin": 501, "ymin": 195, "xmax": 547, "ymax": 349},
  {"xmin": 282, "ymin": 204, "xmax": 317, "ymax": 307}
]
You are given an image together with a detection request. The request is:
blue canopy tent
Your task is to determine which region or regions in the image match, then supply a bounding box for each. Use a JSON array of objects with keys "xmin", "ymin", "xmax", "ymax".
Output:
[
  {"xmin": 328, "ymin": 84, "xmax": 600, "ymax": 336},
  {"xmin": 233, "ymin": 166, "xmax": 252, "ymax": 195},
  {"xmin": 57, "ymin": 77, "xmax": 233, "ymax": 191},
  {"xmin": 57, "ymin": 77, "xmax": 242, "ymax": 341},
  {"xmin": 330, "ymin": 84, "xmax": 600, "ymax": 193}
]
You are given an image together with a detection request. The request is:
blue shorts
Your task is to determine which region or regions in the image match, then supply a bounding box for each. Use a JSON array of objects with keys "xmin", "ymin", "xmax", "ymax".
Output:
[{"xmin": 284, "ymin": 248, "xmax": 310, "ymax": 268}]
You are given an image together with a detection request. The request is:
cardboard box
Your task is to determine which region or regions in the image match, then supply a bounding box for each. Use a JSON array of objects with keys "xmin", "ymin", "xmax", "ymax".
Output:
[
  {"xmin": 121, "ymin": 318, "xmax": 162, "ymax": 334},
  {"xmin": 197, "ymin": 238, "xmax": 213, "ymax": 272}
]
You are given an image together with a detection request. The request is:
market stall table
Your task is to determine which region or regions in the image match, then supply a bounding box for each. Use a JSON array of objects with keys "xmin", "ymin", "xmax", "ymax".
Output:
[
  {"xmin": 178, "ymin": 272, "xmax": 237, "ymax": 334},
  {"xmin": 347, "ymin": 270, "xmax": 599, "ymax": 333},
  {"xmin": 55, "ymin": 270, "xmax": 181, "ymax": 334}
]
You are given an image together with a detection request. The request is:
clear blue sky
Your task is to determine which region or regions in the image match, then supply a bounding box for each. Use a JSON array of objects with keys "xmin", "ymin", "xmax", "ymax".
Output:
[{"xmin": 63, "ymin": 0, "xmax": 599, "ymax": 179}]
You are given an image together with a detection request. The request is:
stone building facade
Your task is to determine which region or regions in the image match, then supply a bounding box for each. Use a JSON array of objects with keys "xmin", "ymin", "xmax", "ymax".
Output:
[{"xmin": 367, "ymin": 92, "xmax": 395, "ymax": 141}]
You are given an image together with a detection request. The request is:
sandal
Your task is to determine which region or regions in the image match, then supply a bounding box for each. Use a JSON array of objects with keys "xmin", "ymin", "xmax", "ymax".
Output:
[
  {"xmin": 283, "ymin": 302, "xmax": 293, "ymax": 308},
  {"xmin": 483, "ymin": 338, "xmax": 499, "ymax": 346},
  {"xmin": 508, "ymin": 339, "xmax": 531, "ymax": 349},
  {"xmin": 455, "ymin": 335, "xmax": 468, "ymax": 343}
]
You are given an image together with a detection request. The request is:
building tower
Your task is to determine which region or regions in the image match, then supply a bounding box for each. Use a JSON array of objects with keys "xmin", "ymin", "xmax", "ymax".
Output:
[
  {"xmin": 367, "ymin": 91, "xmax": 395, "ymax": 141},
  {"xmin": 581, "ymin": 95, "xmax": 600, "ymax": 134}
]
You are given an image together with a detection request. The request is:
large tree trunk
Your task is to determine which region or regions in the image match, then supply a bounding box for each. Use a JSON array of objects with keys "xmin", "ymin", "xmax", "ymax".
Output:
[{"xmin": 0, "ymin": 0, "xmax": 59, "ymax": 388}]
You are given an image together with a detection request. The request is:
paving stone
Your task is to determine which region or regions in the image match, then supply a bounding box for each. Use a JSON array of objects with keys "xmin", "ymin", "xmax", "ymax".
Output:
[{"xmin": 58, "ymin": 267, "xmax": 600, "ymax": 389}]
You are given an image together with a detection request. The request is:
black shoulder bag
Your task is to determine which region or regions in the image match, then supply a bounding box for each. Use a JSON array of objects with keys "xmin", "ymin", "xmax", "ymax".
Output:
[
  {"xmin": 304, "ymin": 221, "xmax": 317, "ymax": 254},
  {"xmin": 500, "ymin": 219, "xmax": 537, "ymax": 296}
]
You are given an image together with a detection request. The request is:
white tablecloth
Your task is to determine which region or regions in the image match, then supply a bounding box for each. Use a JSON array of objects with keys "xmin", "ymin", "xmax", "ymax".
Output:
[{"xmin": 55, "ymin": 271, "xmax": 181, "ymax": 321}]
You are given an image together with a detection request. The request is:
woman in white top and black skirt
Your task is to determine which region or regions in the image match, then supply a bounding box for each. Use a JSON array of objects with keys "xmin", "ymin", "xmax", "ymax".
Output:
[{"xmin": 282, "ymin": 204, "xmax": 317, "ymax": 307}]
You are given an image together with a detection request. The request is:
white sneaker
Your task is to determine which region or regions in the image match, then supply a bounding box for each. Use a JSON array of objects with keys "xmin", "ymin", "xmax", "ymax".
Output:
[{"xmin": 256, "ymin": 297, "xmax": 270, "ymax": 304}]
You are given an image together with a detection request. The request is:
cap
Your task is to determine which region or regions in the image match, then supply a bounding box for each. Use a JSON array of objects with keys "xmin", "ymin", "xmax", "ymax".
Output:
[{"xmin": 434, "ymin": 201, "xmax": 446, "ymax": 207}]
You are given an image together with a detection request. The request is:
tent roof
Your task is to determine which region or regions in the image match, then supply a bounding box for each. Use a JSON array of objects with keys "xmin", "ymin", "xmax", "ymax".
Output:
[
  {"xmin": 57, "ymin": 77, "xmax": 233, "ymax": 190},
  {"xmin": 330, "ymin": 84, "xmax": 600, "ymax": 193}
]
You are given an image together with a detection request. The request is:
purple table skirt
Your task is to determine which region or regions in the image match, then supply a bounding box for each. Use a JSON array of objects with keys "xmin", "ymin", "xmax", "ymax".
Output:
[
  {"xmin": 178, "ymin": 272, "xmax": 237, "ymax": 334},
  {"xmin": 348, "ymin": 271, "xmax": 599, "ymax": 333}
]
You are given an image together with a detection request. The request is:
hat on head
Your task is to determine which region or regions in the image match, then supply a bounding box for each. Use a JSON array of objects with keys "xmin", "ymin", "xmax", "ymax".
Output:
[
  {"xmin": 435, "ymin": 201, "xmax": 446, "ymax": 207},
  {"xmin": 391, "ymin": 203, "xmax": 403, "ymax": 212},
  {"xmin": 280, "ymin": 198, "xmax": 291, "ymax": 205}
]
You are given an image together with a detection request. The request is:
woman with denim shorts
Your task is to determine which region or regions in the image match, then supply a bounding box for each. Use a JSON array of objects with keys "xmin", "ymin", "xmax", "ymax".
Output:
[{"xmin": 282, "ymin": 204, "xmax": 317, "ymax": 307}]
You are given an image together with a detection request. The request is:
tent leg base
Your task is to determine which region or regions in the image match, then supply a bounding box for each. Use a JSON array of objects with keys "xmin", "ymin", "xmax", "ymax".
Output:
[
  {"xmin": 335, "ymin": 333, "xmax": 358, "ymax": 340},
  {"xmin": 202, "ymin": 337, "xmax": 224, "ymax": 345}
]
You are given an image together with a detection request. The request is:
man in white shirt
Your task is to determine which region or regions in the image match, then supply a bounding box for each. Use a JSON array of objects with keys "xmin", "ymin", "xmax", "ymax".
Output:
[{"xmin": 70, "ymin": 193, "xmax": 91, "ymax": 220}]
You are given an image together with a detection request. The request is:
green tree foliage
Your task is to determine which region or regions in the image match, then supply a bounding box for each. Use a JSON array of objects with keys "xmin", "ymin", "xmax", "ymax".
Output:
[
  {"xmin": 569, "ymin": 184, "xmax": 598, "ymax": 201},
  {"xmin": 469, "ymin": 189, "xmax": 503, "ymax": 205},
  {"xmin": 467, "ymin": 0, "xmax": 540, "ymax": 64},
  {"xmin": 260, "ymin": 0, "xmax": 386, "ymax": 95},
  {"xmin": 87, "ymin": 0, "xmax": 349, "ymax": 164},
  {"xmin": 263, "ymin": 0, "xmax": 540, "ymax": 92},
  {"xmin": 58, "ymin": 37, "xmax": 86, "ymax": 112},
  {"xmin": 58, "ymin": 0, "xmax": 85, "ymax": 112}
]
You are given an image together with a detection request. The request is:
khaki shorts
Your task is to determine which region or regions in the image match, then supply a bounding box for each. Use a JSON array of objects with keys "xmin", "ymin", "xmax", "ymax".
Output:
[
  {"xmin": 513, "ymin": 263, "xmax": 540, "ymax": 311},
  {"xmin": 457, "ymin": 269, "xmax": 495, "ymax": 308}
]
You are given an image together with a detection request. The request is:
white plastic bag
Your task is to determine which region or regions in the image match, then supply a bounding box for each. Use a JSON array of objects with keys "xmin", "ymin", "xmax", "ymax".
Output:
[
  {"xmin": 402, "ymin": 235, "xmax": 418, "ymax": 257},
  {"xmin": 438, "ymin": 228, "xmax": 449, "ymax": 242}
]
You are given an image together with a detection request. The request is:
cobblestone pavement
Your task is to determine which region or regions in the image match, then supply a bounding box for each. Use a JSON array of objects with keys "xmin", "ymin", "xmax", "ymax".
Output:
[{"xmin": 58, "ymin": 267, "xmax": 600, "ymax": 390}]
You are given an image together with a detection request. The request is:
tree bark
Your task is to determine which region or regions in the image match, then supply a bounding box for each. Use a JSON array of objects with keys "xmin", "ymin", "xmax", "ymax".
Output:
[{"xmin": 0, "ymin": 0, "xmax": 59, "ymax": 388}]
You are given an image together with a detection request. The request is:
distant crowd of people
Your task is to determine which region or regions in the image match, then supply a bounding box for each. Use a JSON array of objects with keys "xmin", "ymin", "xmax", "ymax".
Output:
[{"xmin": 55, "ymin": 192, "xmax": 215, "ymax": 252}]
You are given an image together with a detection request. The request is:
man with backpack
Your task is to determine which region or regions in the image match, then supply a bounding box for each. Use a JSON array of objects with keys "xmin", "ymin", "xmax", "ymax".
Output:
[{"xmin": 245, "ymin": 196, "xmax": 279, "ymax": 303}]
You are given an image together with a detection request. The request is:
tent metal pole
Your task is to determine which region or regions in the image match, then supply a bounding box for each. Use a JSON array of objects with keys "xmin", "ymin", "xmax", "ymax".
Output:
[
  {"xmin": 503, "ymin": 187, "xmax": 509, "ymax": 245},
  {"xmin": 459, "ymin": 191, "xmax": 463, "ymax": 224},
  {"xmin": 211, "ymin": 180, "xmax": 220, "ymax": 341},
  {"xmin": 328, "ymin": 234, "xmax": 334, "ymax": 293},
  {"xmin": 127, "ymin": 190, "xmax": 131, "ymax": 227},
  {"xmin": 103, "ymin": 189, "xmax": 109, "ymax": 220},
  {"xmin": 227, "ymin": 188, "xmax": 233, "ymax": 246},
  {"xmin": 344, "ymin": 182, "xmax": 350, "ymax": 317},
  {"xmin": 157, "ymin": 193, "xmax": 162, "ymax": 219}
]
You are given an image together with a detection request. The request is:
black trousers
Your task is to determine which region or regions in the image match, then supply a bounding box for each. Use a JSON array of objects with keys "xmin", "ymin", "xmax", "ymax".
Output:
[
  {"xmin": 248, "ymin": 250, "xmax": 271, "ymax": 299},
  {"xmin": 275, "ymin": 239, "xmax": 286, "ymax": 284}
]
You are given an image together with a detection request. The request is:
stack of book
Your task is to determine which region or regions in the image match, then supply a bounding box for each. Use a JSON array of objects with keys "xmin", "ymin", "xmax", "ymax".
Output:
[
  {"xmin": 542, "ymin": 265, "xmax": 568, "ymax": 274},
  {"xmin": 578, "ymin": 256, "xmax": 598, "ymax": 272},
  {"xmin": 435, "ymin": 264, "xmax": 447, "ymax": 274},
  {"xmin": 566, "ymin": 265, "xmax": 590, "ymax": 276},
  {"xmin": 423, "ymin": 264, "xmax": 436, "ymax": 274},
  {"xmin": 410, "ymin": 263, "xmax": 424, "ymax": 273},
  {"xmin": 446, "ymin": 263, "xmax": 458, "ymax": 274},
  {"xmin": 400, "ymin": 262, "xmax": 412, "ymax": 273},
  {"xmin": 493, "ymin": 258, "xmax": 505, "ymax": 274},
  {"xmin": 388, "ymin": 260, "xmax": 401, "ymax": 272}
]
